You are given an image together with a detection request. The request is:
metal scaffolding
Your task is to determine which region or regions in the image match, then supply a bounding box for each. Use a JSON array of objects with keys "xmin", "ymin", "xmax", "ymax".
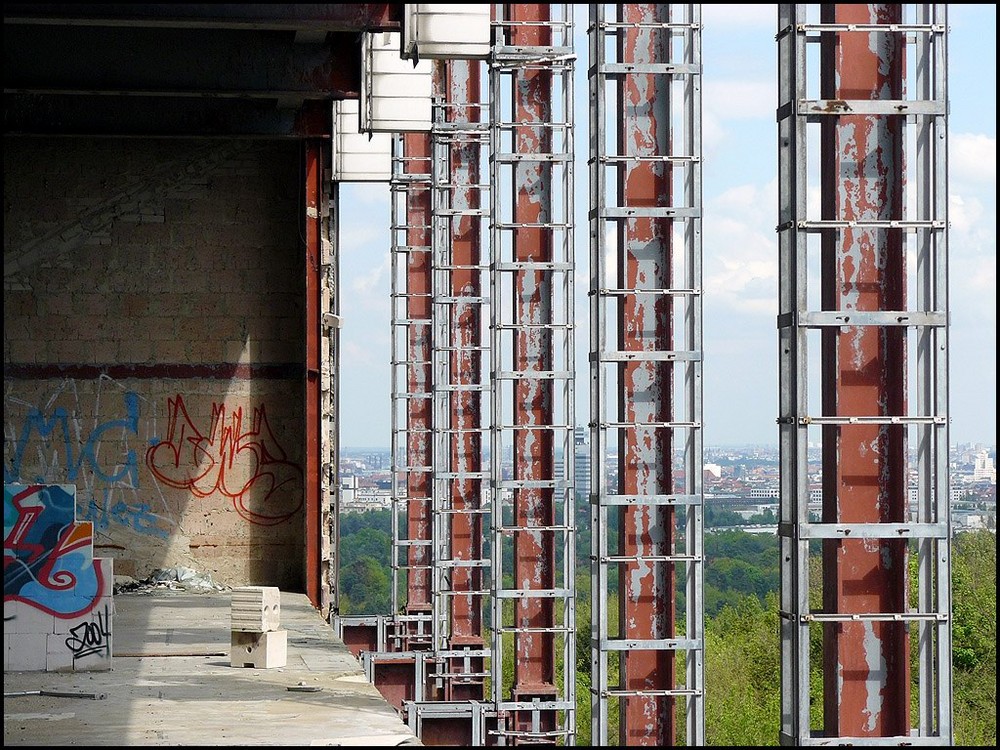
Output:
[
  {"xmin": 588, "ymin": 4, "xmax": 704, "ymax": 746},
  {"xmin": 430, "ymin": 57, "xmax": 493, "ymax": 702},
  {"xmin": 489, "ymin": 3, "xmax": 578, "ymax": 744},
  {"xmin": 776, "ymin": 4, "xmax": 952, "ymax": 744},
  {"xmin": 390, "ymin": 129, "xmax": 437, "ymax": 654}
]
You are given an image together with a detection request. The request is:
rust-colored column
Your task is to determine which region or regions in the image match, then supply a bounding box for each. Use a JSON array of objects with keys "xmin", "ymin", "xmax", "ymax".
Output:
[
  {"xmin": 304, "ymin": 139, "xmax": 323, "ymax": 610},
  {"xmin": 509, "ymin": 3, "xmax": 557, "ymax": 738},
  {"xmin": 405, "ymin": 130, "xmax": 435, "ymax": 638},
  {"xmin": 616, "ymin": 4, "xmax": 676, "ymax": 746},
  {"xmin": 445, "ymin": 57, "xmax": 486, "ymax": 700},
  {"xmin": 820, "ymin": 4, "xmax": 910, "ymax": 737}
]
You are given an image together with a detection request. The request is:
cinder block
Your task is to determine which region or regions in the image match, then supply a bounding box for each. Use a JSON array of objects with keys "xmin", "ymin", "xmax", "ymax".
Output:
[
  {"xmin": 5, "ymin": 632, "xmax": 48, "ymax": 672},
  {"xmin": 3, "ymin": 599, "xmax": 56, "ymax": 635},
  {"xmin": 47, "ymin": 631, "xmax": 112, "ymax": 672},
  {"xmin": 230, "ymin": 629, "xmax": 287, "ymax": 669},
  {"xmin": 230, "ymin": 586, "xmax": 281, "ymax": 633}
]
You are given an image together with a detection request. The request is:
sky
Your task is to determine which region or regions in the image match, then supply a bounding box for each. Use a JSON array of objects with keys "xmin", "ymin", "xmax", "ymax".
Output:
[{"xmin": 337, "ymin": 4, "xmax": 996, "ymax": 450}]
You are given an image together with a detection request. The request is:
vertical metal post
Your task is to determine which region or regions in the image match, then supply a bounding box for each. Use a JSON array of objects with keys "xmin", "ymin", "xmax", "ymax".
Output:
[
  {"xmin": 432, "ymin": 57, "xmax": 492, "ymax": 701},
  {"xmin": 304, "ymin": 139, "xmax": 324, "ymax": 611},
  {"xmin": 617, "ymin": 5, "xmax": 676, "ymax": 743},
  {"xmin": 819, "ymin": 5, "xmax": 909, "ymax": 736},
  {"xmin": 777, "ymin": 4, "xmax": 952, "ymax": 744},
  {"xmin": 405, "ymin": 130, "xmax": 436, "ymax": 645},
  {"xmin": 490, "ymin": 4, "xmax": 576, "ymax": 744},
  {"xmin": 390, "ymin": 130, "xmax": 436, "ymax": 651},
  {"xmin": 590, "ymin": 5, "xmax": 704, "ymax": 745}
]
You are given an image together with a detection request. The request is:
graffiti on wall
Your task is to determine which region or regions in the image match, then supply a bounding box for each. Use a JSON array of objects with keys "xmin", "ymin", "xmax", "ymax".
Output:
[
  {"xmin": 3, "ymin": 483, "xmax": 104, "ymax": 617},
  {"xmin": 4, "ymin": 377, "xmax": 172, "ymax": 539},
  {"xmin": 65, "ymin": 602, "xmax": 112, "ymax": 663},
  {"xmin": 4, "ymin": 378, "xmax": 303, "ymax": 538},
  {"xmin": 146, "ymin": 395, "xmax": 303, "ymax": 525}
]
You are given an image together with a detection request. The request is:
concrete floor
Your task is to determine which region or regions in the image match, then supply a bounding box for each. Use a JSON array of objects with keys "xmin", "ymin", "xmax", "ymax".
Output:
[{"xmin": 3, "ymin": 588, "xmax": 421, "ymax": 746}]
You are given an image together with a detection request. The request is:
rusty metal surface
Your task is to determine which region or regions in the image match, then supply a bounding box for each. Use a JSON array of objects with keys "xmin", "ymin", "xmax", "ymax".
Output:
[
  {"xmin": 508, "ymin": 4, "xmax": 559, "ymax": 734},
  {"xmin": 819, "ymin": 3, "xmax": 910, "ymax": 738},
  {"xmin": 444, "ymin": 58, "xmax": 487, "ymax": 699},
  {"xmin": 405, "ymin": 131, "xmax": 435, "ymax": 629},
  {"xmin": 615, "ymin": 5, "xmax": 677, "ymax": 745}
]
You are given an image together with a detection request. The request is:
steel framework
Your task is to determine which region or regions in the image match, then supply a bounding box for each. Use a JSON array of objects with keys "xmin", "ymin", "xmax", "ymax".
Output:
[
  {"xmin": 776, "ymin": 4, "xmax": 953, "ymax": 745},
  {"xmin": 588, "ymin": 4, "xmax": 705, "ymax": 745},
  {"xmin": 489, "ymin": 3, "xmax": 578, "ymax": 744},
  {"xmin": 430, "ymin": 57, "xmax": 493, "ymax": 702}
]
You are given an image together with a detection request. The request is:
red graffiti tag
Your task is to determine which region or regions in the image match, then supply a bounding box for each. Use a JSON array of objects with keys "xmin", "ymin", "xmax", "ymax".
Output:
[{"xmin": 145, "ymin": 396, "xmax": 303, "ymax": 526}]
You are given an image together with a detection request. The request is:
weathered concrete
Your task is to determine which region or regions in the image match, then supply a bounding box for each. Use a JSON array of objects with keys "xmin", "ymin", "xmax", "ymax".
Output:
[{"xmin": 3, "ymin": 589, "xmax": 421, "ymax": 746}]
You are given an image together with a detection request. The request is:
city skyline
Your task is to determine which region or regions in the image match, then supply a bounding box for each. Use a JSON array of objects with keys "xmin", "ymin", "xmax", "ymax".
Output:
[{"xmin": 337, "ymin": 4, "xmax": 997, "ymax": 450}]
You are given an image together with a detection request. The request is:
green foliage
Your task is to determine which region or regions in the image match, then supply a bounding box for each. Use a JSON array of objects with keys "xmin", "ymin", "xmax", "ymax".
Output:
[
  {"xmin": 951, "ymin": 530, "xmax": 997, "ymax": 746},
  {"xmin": 339, "ymin": 556, "xmax": 391, "ymax": 614},
  {"xmin": 704, "ymin": 530, "xmax": 780, "ymax": 617},
  {"xmin": 338, "ymin": 514, "xmax": 392, "ymax": 614},
  {"xmin": 705, "ymin": 592, "xmax": 782, "ymax": 746}
]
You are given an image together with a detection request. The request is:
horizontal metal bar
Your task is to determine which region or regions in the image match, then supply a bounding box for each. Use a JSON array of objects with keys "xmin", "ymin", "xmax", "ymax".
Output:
[
  {"xmin": 497, "ymin": 524, "xmax": 574, "ymax": 534},
  {"xmin": 598, "ymin": 638, "xmax": 701, "ymax": 651},
  {"xmin": 436, "ymin": 559, "xmax": 491, "ymax": 568},
  {"xmin": 795, "ymin": 218, "xmax": 945, "ymax": 231},
  {"xmin": 493, "ymin": 625, "xmax": 575, "ymax": 635},
  {"xmin": 491, "ymin": 700, "xmax": 576, "ymax": 712},
  {"xmin": 492, "ymin": 588, "xmax": 573, "ymax": 599},
  {"xmin": 498, "ymin": 479, "xmax": 570, "ymax": 490},
  {"xmin": 796, "ymin": 415, "xmax": 946, "ymax": 426},
  {"xmin": 595, "ymin": 21, "xmax": 701, "ymax": 31},
  {"xmin": 494, "ymin": 261, "xmax": 574, "ymax": 271},
  {"xmin": 492, "ymin": 152, "xmax": 573, "ymax": 163},
  {"xmin": 495, "ymin": 370, "xmax": 573, "ymax": 380},
  {"xmin": 796, "ymin": 22, "xmax": 946, "ymax": 33},
  {"xmin": 433, "ymin": 296, "xmax": 490, "ymax": 304},
  {"xmin": 594, "ymin": 287, "xmax": 700, "ymax": 296},
  {"xmin": 781, "ymin": 611, "xmax": 948, "ymax": 623},
  {"xmin": 778, "ymin": 311, "xmax": 946, "ymax": 328},
  {"xmin": 598, "ymin": 554, "xmax": 701, "ymax": 564},
  {"xmin": 597, "ymin": 493, "xmax": 702, "ymax": 506},
  {"xmin": 798, "ymin": 99, "xmax": 945, "ymax": 116},
  {"xmin": 779, "ymin": 522, "xmax": 949, "ymax": 540},
  {"xmin": 594, "ymin": 350, "xmax": 701, "ymax": 363},
  {"xmin": 593, "ymin": 154, "xmax": 700, "ymax": 164},
  {"xmin": 596, "ymin": 62, "xmax": 699, "ymax": 75},
  {"xmin": 785, "ymin": 733, "xmax": 949, "ymax": 747},
  {"xmin": 591, "ymin": 206, "xmax": 700, "ymax": 219}
]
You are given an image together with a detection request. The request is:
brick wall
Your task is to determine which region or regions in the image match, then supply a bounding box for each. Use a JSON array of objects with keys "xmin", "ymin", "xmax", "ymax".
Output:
[{"xmin": 3, "ymin": 138, "xmax": 307, "ymax": 590}]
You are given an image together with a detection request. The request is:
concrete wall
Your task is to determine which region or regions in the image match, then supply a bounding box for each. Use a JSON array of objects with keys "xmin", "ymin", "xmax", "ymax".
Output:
[{"xmin": 3, "ymin": 138, "xmax": 307, "ymax": 590}]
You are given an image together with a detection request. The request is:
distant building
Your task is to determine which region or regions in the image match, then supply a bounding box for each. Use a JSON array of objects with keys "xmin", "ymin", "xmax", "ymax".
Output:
[{"xmin": 973, "ymin": 450, "xmax": 996, "ymax": 483}]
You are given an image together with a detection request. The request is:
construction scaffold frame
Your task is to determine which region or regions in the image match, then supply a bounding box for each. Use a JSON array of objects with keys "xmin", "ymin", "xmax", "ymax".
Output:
[
  {"xmin": 490, "ymin": 3, "xmax": 578, "ymax": 745},
  {"xmin": 588, "ymin": 4, "xmax": 705, "ymax": 746},
  {"xmin": 776, "ymin": 4, "xmax": 953, "ymax": 745},
  {"xmin": 430, "ymin": 57, "xmax": 494, "ymax": 702}
]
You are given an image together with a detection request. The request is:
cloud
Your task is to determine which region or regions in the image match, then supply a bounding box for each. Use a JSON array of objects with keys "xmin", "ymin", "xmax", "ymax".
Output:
[
  {"xmin": 704, "ymin": 180, "xmax": 780, "ymax": 317},
  {"xmin": 951, "ymin": 133, "xmax": 997, "ymax": 185},
  {"xmin": 702, "ymin": 4, "xmax": 775, "ymax": 29}
]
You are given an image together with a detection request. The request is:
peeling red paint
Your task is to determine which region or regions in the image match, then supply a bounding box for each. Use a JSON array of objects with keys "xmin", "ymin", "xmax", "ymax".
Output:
[
  {"xmin": 616, "ymin": 5, "xmax": 676, "ymax": 746},
  {"xmin": 405, "ymin": 129, "xmax": 435, "ymax": 629},
  {"xmin": 819, "ymin": 4, "xmax": 909, "ymax": 738}
]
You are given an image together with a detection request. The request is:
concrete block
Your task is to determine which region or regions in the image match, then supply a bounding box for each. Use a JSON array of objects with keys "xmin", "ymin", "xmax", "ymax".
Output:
[
  {"xmin": 5, "ymin": 632, "xmax": 48, "ymax": 672},
  {"xmin": 3, "ymin": 599, "xmax": 57, "ymax": 635},
  {"xmin": 230, "ymin": 629, "xmax": 287, "ymax": 669},
  {"xmin": 230, "ymin": 586, "xmax": 281, "ymax": 633},
  {"xmin": 48, "ymin": 631, "xmax": 112, "ymax": 672}
]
